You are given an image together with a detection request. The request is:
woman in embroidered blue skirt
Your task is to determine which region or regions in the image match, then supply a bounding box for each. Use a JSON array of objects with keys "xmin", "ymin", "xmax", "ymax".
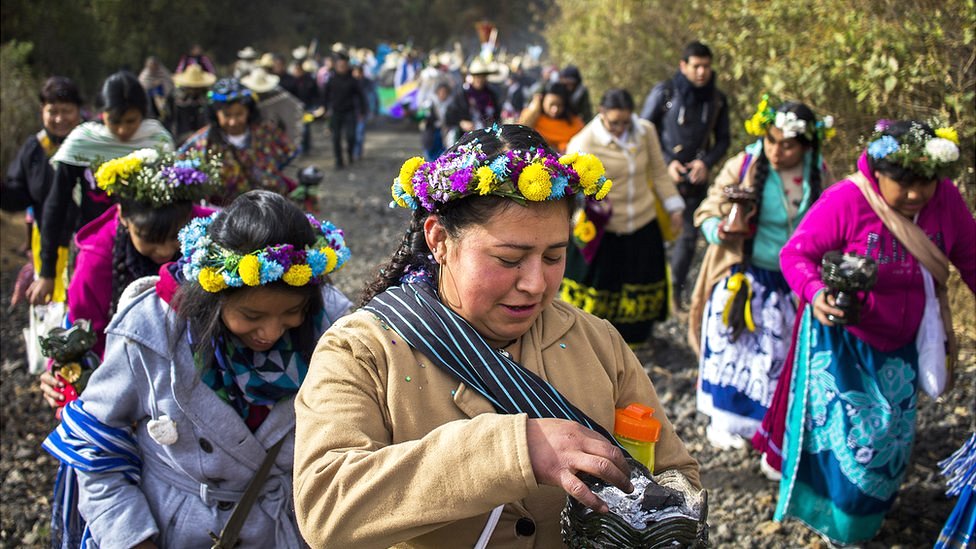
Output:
[
  {"xmin": 688, "ymin": 97, "xmax": 830, "ymax": 450},
  {"xmin": 769, "ymin": 120, "xmax": 975, "ymax": 545},
  {"xmin": 43, "ymin": 191, "xmax": 351, "ymax": 548}
]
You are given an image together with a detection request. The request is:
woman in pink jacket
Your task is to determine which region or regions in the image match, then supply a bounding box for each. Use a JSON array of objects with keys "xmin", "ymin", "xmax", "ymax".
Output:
[{"xmin": 757, "ymin": 120, "xmax": 975, "ymax": 545}]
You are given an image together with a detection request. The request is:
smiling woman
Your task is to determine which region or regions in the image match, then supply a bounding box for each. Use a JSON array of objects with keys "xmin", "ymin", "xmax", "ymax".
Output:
[{"xmin": 293, "ymin": 124, "xmax": 701, "ymax": 548}]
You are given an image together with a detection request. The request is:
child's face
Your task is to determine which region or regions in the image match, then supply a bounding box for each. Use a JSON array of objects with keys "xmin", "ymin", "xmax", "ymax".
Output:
[
  {"xmin": 121, "ymin": 219, "xmax": 180, "ymax": 265},
  {"xmin": 220, "ymin": 287, "xmax": 309, "ymax": 352}
]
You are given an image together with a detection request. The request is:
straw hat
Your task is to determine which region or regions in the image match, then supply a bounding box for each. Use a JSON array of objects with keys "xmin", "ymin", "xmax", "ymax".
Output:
[
  {"xmin": 240, "ymin": 67, "xmax": 280, "ymax": 93},
  {"xmin": 237, "ymin": 46, "xmax": 258, "ymax": 60},
  {"xmin": 468, "ymin": 57, "xmax": 498, "ymax": 76},
  {"xmin": 173, "ymin": 63, "xmax": 217, "ymax": 88},
  {"xmin": 292, "ymin": 46, "xmax": 308, "ymax": 60},
  {"xmin": 258, "ymin": 52, "xmax": 276, "ymax": 69},
  {"xmin": 301, "ymin": 59, "xmax": 319, "ymax": 73}
]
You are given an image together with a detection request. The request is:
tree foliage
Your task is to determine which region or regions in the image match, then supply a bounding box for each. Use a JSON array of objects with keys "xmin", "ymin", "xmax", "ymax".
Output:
[
  {"xmin": 544, "ymin": 0, "xmax": 975, "ymax": 194},
  {"xmin": 0, "ymin": 41, "xmax": 41, "ymax": 173}
]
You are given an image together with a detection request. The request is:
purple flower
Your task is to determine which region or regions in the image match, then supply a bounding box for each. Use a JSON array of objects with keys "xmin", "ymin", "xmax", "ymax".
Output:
[
  {"xmin": 874, "ymin": 119, "xmax": 893, "ymax": 133},
  {"xmin": 266, "ymin": 245, "xmax": 295, "ymax": 270},
  {"xmin": 449, "ymin": 167, "xmax": 473, "ymax": 192}
]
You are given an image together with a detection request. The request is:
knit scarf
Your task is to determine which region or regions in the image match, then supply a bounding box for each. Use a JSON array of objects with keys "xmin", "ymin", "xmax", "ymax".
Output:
[
  {"xmin": 197, "ymin": 312, "xmax": 322, "ymax": 420},
  {"xmin": 51, "ymin": 119, "xmax": 174, "ymax": 167}
]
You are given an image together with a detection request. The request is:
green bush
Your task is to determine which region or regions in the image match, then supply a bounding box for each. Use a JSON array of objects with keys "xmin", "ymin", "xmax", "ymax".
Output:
[{"xmin": 1, "ymin": 40, "xmax": 41, "ymax": 174}]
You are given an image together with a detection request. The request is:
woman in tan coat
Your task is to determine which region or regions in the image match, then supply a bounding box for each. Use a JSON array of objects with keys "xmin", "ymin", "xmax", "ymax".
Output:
[
  {"xmin": 294, "ymin": 125, "xmax": 700, "ymax": 548},
  {"xmin": 560, "ymin": 89, "xmax": 684, "ymax": 345}
]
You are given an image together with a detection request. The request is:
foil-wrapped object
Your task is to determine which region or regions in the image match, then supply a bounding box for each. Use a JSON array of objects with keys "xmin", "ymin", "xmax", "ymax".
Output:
[{"xmin": 561, "ymin": 459, "xmax": 709, "ymax": 548}]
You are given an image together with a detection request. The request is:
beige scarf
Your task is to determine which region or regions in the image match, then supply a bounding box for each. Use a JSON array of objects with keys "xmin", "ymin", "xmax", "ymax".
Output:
[{"xmin": 849, "ymin": 171, "xmax": 956, "ymax": 389}]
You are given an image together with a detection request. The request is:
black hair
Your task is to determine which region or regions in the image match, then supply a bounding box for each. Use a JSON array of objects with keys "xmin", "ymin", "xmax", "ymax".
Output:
[
  {"xmin": 542, "ymin": 82, "xmax": 573, "ymax": 121},
  {"xmin": 173, "ymin": 190, "xmax": 324, "ymax": 368},
  {"xmin": 360, "ymin": 124, "xmax": 572, "ymax": 305},
  {"xmin": 726, "ymin": 100, "xmax": 824, "ymax": 341},
  {"xmin": 867, "ymin": 120, "xmax": 938, "ymax": 184},
  {"xmin": 681, "ymin": 41, "xmax": 713, "ymax": 62},
  {"xmin": 599, "ymin": 88, "xmax": 635, "ymax": 111},
  {"xmin": 110, "ymin": 199, "xmax": 194, "ymax": 316},
  {"xmin": 97, "ymin": 71, "xmax": 148, "ymax": 119},
  {"xmin": 39, "ymin": 76, "xmax": 83, "ymax": 106}
]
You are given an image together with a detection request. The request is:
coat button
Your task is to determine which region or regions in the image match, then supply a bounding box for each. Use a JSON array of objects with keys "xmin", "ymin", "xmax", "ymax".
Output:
[
  {"xmin": 199, "ymin": 438, "xmax": 213, "ymax": 453},
  {"xmin": 217, "ymin": 501, "xmax": 234, "ymax": 511},
  {"xmin": 515, "ymin": 517, "xmax": 535, "ymax": 537}
]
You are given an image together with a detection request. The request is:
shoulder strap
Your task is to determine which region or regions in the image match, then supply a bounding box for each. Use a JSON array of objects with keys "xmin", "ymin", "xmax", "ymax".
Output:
[
  {"xmin": 848, "ymin": 172, "xmax": 949, "ymax": 285},
  {"xmin": 209, "ymin": 437, "xmax": 286, "ymax": 549}
]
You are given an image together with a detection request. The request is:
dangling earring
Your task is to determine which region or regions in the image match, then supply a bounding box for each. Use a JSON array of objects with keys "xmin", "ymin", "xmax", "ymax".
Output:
[{"xmin": 437, "ymin": 262, "xmax": 463, "ymax": 309}]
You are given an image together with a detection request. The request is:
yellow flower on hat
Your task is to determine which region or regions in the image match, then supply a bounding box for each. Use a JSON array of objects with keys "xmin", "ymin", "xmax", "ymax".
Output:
[
  {"xmin": 199, "ymin": 267, "xmax": 228, "ymax": 293},
  {"xmin": 517, "ymin": 163, "xmax": 552, "ymax": 201},
  {"xmin": 935, "ymin": 127, "xmax": 959, "ymax": 145},
  {"xmin": 238, "ymin": 255, "xmax": 261, "ymax": 286},
  {"xmin": 475, "ymin": 166, "xmax": 496, "ymax": 195},
  {"xmin": 558, "ymin": 152, "xmax": 579, "ymax": 165},
  {"xmin": 283, "ymin": 264, "xmax": 312, "ymax": 286},
  {"xmin": 572, "ymin": 154, "xmax": 605, "ymax": 195},
  {"xmin": 398, "ymin": 156, "xmax": 424, "ymax": 196},
  {"xmin": 322, "ymin": 247, "xmax": 338, "ymax": 273}
]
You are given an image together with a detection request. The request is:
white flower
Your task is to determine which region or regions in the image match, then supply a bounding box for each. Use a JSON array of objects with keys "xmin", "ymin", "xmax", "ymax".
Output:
[
  {"xmin": 133, "ymin": 148, "xmax": 159, "ymax": 164},
  {"xmin": 774, "ymin": 111, "xmax": 807, "ymax": 139},
  {"xmin": 925, "ymin": 138, "xmax": 959, "ymax": 163},
  {"xmin": 823, "ymin": 115, "xmax": 834, "ymax": 128}
]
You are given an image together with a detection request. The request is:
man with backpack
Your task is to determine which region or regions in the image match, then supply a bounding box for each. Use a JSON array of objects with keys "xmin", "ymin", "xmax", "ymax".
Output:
[{"xmin": 641, "ymin": 40, "xmax": 730, "ymax": 312}]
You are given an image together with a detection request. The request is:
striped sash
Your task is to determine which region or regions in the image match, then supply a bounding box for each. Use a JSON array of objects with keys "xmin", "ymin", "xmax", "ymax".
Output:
[
  {"xmin": 42, "ymin": 400, "xmax": 141, "ymax": 548},
  {"xmin": 364, "ymin": 283, "xmax": 621, "ymax": 446}
]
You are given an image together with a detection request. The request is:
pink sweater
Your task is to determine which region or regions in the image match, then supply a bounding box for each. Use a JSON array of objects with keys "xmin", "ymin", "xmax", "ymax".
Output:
[
  {"xmin": 67, "ymin": 204, "xmax": 213, "ymax": 357},
  {"xmin": 780, "ymin": 153, "xmax": 976, "ymax": 351}
]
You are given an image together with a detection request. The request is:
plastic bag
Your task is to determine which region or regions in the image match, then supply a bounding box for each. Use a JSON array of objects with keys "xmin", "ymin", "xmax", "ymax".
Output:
[{"xmin": 916, "ymin": 266, "xmax": 947, "ymax": 398}]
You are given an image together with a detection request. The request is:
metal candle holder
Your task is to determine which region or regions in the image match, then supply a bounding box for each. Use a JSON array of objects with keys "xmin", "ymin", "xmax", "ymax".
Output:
[
  {"xmin": 820, "ymin": 251, "xmax": 878, "ymax": 325},
  {"xmin": 560, "ymin": 458, "xmax": 709, "ymax": 548},
  {"xmin": 721, "ymin": 184, "xmax": 759, "ymax": 235}
]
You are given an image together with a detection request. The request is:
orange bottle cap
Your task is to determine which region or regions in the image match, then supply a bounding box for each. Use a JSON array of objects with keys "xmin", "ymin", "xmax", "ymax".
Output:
[{"xmin": 614, "ymin": 403, "xmax": 661, "ymax": 442}]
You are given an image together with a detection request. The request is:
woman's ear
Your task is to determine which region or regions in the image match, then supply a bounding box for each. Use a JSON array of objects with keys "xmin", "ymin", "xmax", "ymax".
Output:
[{"xmin": 423, "ymin": 215, "xmax": 448, "ymax": 262}]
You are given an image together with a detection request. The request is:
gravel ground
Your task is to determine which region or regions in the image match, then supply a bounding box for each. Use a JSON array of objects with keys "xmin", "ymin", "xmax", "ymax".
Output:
[{"xmin": 1, "ymin": 119, "xmax": 972, "ymax": 548}]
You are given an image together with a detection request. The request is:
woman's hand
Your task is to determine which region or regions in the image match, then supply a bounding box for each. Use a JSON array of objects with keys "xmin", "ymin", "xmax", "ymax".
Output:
[
  {"xmin": 812, "ymin": 290, "xmax": 844, "ymax": 327},
  {"xmin": 40, "ymin": 371, "xmax": 65, "ymax": 409},
  {"xmin": 526, "ymin": 418, "xmax": 633, "ymax": 513},
  {"xmin": 26, "ymin": 277, "xmax": 55, "ymax": 305}
]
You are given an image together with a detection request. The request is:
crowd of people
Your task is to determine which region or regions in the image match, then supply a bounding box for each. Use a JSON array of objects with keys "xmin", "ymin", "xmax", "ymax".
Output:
[{"xmin": 1, "ymin": 33, "xmax": 974, "ymax": 549}]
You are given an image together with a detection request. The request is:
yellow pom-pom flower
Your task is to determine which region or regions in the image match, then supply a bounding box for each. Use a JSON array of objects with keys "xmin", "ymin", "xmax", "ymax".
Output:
[
  {"xmin": 398, "ymin": 156, "xmax": 425, "ymax": 196},
  {"xmin": 574, "ymin": 220, "xmax": 597, "ymax": 243},
  {"xmin": 935, "ymin": 127, "xmax": 959, "ymax": 145},
  {"xmin": 558, "ymin": 152, "xmax": 579, "ymax": 165},
  {"xmin": 282, "ymin": 264, "xmax": 312, "ymax": 286},
  {"xmin": 573, "ymin": 154, "xmax": 605, "ymax": 195},
  {"xmin": 238, "ymin": 255, "xmax": 261, "ymax": 286},
  {"xmin": 595, "ymin": 179, "xmax": 612, "ymax": 200},
  {"xmin": 517, "ymin": 163, "xmax": 552, "ymax": 201},
  {"xmin": 322, "ymin": 247, "xmax": 338, "ymax": 273},
  {"xmin": 199, "ymin": 267, "xmax": 228, "ymax": 293},
  {"xmin": 475, "ymin": 166, "xmax": 496, "ymax": 195}
]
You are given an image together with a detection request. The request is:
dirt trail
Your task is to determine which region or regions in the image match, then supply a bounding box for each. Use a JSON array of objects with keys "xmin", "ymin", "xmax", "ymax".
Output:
[{"xmin": 1, "ymin": 119, "xmax": 972, "ymax": 548}]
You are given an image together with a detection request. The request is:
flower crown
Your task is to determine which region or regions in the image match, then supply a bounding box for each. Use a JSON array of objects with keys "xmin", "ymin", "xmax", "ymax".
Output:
[
  {"xmin": 744, "ymin": 94, "xmax": 835, "ymax": 142},
  {"xmin": 390, "ymin": 140, "xmax": 612, "ymax": 211},
  {"xmin": 94, "ymin": 148, "xmax": 221, "ymax": 206},
  {"xmin": 867, "ymin": 120, "xmax": 960, "ymax": 180},
  {"xmin": 178, "ymin": 212, "xmax": 351, "ymax": 293}
]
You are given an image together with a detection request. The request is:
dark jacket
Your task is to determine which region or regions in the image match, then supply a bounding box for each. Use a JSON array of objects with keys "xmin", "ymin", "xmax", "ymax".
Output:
[
  {"xmin": 321, "ymin": 72, "xmax": 366, "ymax": 115},
  {"xmin": 640, "ymin": 72, "xmax": 730, "ymax": 170},
  {"xmin": 1, "ymin": 132, "xmax": 77, "ymax": 248}
]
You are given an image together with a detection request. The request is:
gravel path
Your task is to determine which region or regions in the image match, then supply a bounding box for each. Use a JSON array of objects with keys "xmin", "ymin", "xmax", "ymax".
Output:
[{"xmin": 1, "ymin": 119, "xmax": 972, "ymax": 548}]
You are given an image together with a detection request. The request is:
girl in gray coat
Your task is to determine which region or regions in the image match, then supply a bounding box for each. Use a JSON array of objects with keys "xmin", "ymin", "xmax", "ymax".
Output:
[{"xmin": 44, "ymin": 190, "xmax": 352, "ymax": 548}]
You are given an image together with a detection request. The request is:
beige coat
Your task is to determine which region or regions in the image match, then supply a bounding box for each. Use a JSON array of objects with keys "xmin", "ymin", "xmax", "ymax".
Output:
[
  {"xmin": 567, "ymin": 115, "xmax": 683, "ymax": 235},
  {"xmin": 294, "ymin": 300, "xmax": 701, "ymax": 548},
  {"xmin": 687, "ymin": 151, "xmax": 753, "ymax": 354}
]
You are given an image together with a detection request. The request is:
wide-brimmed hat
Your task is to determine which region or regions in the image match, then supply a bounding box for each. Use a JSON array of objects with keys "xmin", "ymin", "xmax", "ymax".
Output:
[
  {"xmin": 468, "ymin": 58, "xmax": 498, "ymax": 76},
  {"xmin": 292, "ymin": 46, "xmax": 308, "ymax": 60},
  {"xmin": 258, "ymin": 52, "xmax": 276, "ymax": 68},
  {"xmin": 237, "ymin": 46, "xmax": 258, "ymax": 60},
  {"xmin": 173, "ymin": 63, "xmax": 217, "ymax": 88},
  {"xmin": 301, "ymin": 59, "xmax": 319, "ymax": 73},
  {"xmin": 240, "ymin": 67, "xmax": 280, "ymax": 93}
]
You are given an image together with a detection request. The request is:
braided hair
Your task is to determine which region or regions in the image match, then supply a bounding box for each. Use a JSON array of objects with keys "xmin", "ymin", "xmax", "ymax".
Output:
[
  {"xmin": 109, "ymin": 199, "xmax": 194, "ymax": 315},
  {"xmin": 726, "ymin": 101, "xmax": 823, "ymax": 341},
  {"xmin": 359, "ymin": 124, "xmax": 571, "ymax": 306}
]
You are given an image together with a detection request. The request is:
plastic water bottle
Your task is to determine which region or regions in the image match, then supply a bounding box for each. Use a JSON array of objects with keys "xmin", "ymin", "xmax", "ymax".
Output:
[{"xmin": 613, "ymin": 403, "xmax": 662, "ymax": 473}]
